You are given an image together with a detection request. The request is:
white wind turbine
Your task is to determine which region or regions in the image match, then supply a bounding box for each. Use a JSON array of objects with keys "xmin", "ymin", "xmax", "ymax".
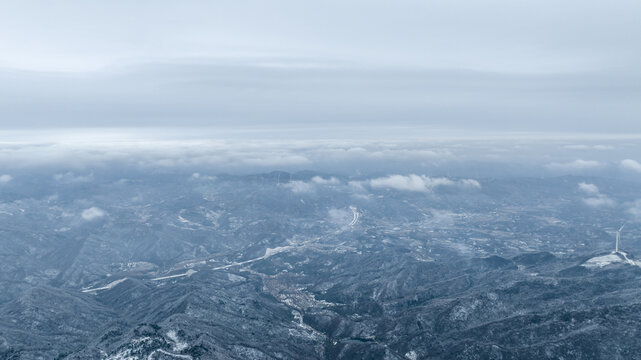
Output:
[{"xmin": 615, "ymin": 224, "xmax": 625, "ymax": 253}]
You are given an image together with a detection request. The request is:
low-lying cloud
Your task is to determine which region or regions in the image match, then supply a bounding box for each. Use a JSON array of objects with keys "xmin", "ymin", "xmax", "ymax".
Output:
[
  {"xmin": 627, "ymin": 199, "xmax": 641, "ymax": 220},
  {"xmin": 327, "ymin": 207, "xmax": 352, "ymax": 225},
  {"xmin": 0, "ymin": 130, "xmax": 639, "ymax": 178},
  {"xmin": 577, "ymin": 182, "xmax": 614, "ymax": 207},
  {"xmin": 311, "ymin": 176, "xmax": 340, "ymax": 185},
  {"xmin": 0, "ymin": 174, "xmax": 12, "ymax": 184},
  {"xmin": 81, "ymin": 207, "xmax": 106, "ymax": 221},
  {"xmin": 582, "ymin": 196, "xmax": 615, "ymax": 207},
  {"xmin": 563, "ymin": 144, "xmax": 614, "ymax": 151},
  {"xmin": 284, "ymin": 181, "xmax": 316, "ymax": 194},
  {"xmin": 621, "ymin": 159, "xmax": 641, "ymax": 173},
  {"xmin": 54, "ymin": 172, "xmax": 93, "ymax": 183},
  {"xmin": 546, "ymin": 159, "xmax": 603, "ymax": 171},
  {"xmin": 283, "ymin": 176, "xmax": 342, "ymax": 194},
  {"xmin": 368, "ymin": 174, "xmax": 480, "ymax": 192},
  {"xmin": 578, "ymin": 182, "xmax": 599, "ymax": 195}
]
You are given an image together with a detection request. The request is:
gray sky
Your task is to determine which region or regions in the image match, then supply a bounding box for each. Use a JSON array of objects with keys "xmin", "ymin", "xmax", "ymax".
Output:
[{"xmin": 2, "ymin": 0, "xmax": 641, "ymax": 133}]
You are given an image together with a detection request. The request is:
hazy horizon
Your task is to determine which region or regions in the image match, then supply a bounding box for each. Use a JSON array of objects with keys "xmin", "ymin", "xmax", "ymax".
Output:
[{"xmin": 2, "ymin": 0, "xmax": 641, "ymax": 134}]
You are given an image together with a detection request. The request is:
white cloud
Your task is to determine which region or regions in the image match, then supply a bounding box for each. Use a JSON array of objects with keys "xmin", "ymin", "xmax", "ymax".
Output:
[
  {"xmin": 54, "ymin": 172, "xmax": 93, "ymax": 183},
  {"xmin": 370, "ymin": 174, "xmax": 435, "ymax": 192},
  {"xmin": 284, "ymin": 176, "xmax": 341, "ymax": 193},
  {"xmin": 348, "ymin": 181, "xmax": 367, "ymax": 192},
  {"xmin": 563, "ymin": 144, "xmax": 613, "ymax": 151},
  {"xmin": 621, "ymin": 159, "xmax": 641, "ymax": 173},
  {"xmin": 241, "ymin": 154, "xmax": 311, "ymax": 167},
  {"xmin": 546, "ymin": 159, "xmax": 603, "ymax": 171},
  {"xmin": 460, "ymin": 179, "xmax": 482, "ymax": 189},
  {"xmin": 81, "ymin": 207, "xmax": 106, "ymax": 221},
  {"xmin": 284, "ymin": 181, "xmax": 315, "ymax": 194},
  {"xmin": 583, "ymin": 195, "xmax": 615, "ymax": 207},
  {"xmin": 190, "ymin": 173, "xmax": 216, "ymax": 180},
  {"xmin": 311, "ymin": 176, "xmax": 340, "ymax": 185},
  {"xmin": 562, "ymin": 144, "xmax": 590, "ymax": 150},
  {"xmin": 427, "ymin": 210, "xmax": 457, "ymax": 228},
  {"xmin": 0, "ymin": 174, "xmax": 12, "ymax": 183},
  {"xmin": 328, "ymin": 208, "xmax": 351, "ymax": 225},
  {"xmin": 577, "ymin": 181, "xmax": 614, "ymax": 207},
  {"xmin": 368, "ymin": 174, "xmax": 480, "ymax": 192},
  {"xmin": 578, "ymin": 182, "xmax": 599, "ymax": 195},
  {"xmin": 627, "ymin": 199, "xmax": 641, "ymax": 219}
]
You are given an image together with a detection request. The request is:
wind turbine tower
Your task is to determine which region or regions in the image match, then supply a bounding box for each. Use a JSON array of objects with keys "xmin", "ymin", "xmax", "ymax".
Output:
[{"xmin": 615, "ymin": 224, "xmax": 625, "ymax": 253}]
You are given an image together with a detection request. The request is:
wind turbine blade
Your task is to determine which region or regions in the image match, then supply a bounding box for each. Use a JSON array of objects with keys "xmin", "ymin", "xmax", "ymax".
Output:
[{"xmin": 619, "ymin": 224, "xmax": 626, "ymax": 232}]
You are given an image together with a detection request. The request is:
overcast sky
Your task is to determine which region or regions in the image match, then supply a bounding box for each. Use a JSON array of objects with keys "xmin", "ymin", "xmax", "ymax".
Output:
[{"xmin": 2, "ymin": 0, "xmax": 641, "ymax": 134}]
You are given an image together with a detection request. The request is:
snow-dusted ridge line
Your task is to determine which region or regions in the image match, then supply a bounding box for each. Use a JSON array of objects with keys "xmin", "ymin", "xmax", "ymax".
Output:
[
  {"xmin": 210, "ymin": 246, "xmax": 292, "ymax": 270},
  {"xmin": 82, "ymin": 278, "xmax": 128, "ymax": 293},
  {"xmin": 151, "ymin": 269, "xmax": 197, "ymax": 281},
  {"xmin": 82, "ymin": 245, "xmax": 291, "ymax": 293}
]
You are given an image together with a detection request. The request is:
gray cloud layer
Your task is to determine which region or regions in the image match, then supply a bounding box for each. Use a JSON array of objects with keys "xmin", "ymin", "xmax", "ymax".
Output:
[
  {"xmin": 3, "ymin": 0, "xmax": 641, "ymax": 73},
  {"xmin": 1, "ymin": 1, "xmax": 641, "ymax": 133},
  {"xmin": 2, "ymin": 62, "xmax": 641, "ymax": 132}
]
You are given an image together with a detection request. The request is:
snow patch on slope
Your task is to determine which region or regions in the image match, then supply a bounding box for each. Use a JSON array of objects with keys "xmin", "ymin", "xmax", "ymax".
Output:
[
  {"xmin": 166, "ymin": 330, "xmax": 188, "ymax": 352},
  {"xmin": 583, "ymin": 252, "xmax": 641, "ymax": 268}
]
